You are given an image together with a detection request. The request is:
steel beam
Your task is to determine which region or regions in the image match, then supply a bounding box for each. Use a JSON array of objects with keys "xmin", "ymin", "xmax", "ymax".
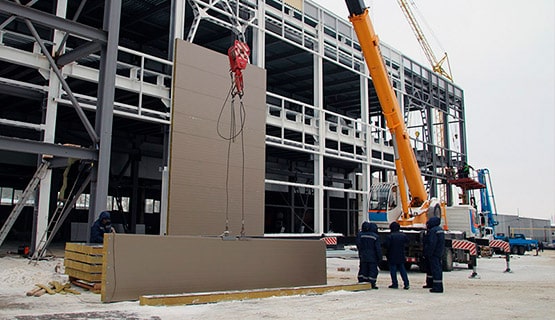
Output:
[
  {"xmin": 0, "ymin": 1, "xmax": 106, "ymax": 42},
  {"xmin": 0, "ymin": 136, "xmax": 97, "ymax": 160},
  {"xmin": 24, "ymin": 19, "xmax": 99, "ymax": 144},
  {"xmin": 56, "ymin": 41, "xmax": 102, "ymax": 67},
  {"xmin": 0, "ymin": 82, "xmax": 44, "ymax": 99}
]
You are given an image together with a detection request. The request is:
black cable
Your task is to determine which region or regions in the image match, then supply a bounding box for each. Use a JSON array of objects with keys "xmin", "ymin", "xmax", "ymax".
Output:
[
  {"xmin": 217, "ymin": 76, "xmax": 247, "ymax": 236},
  {"xmin": 217, "ymin": 81, "xmax": 246, "ymax": 141},
  {"xmin": 239, "ymin": 99, "xmax": 246, "ymax": 237}
]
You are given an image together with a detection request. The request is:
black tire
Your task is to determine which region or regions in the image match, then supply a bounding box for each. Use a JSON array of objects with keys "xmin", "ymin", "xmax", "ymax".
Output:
[
  {"xmin": 442, "ymin": 249, "xmax": 454, "ymax": 272},
  {"xmin": 517, "ymin": 246, "xmax": 525, "ymax": 255},
  {"xmin": 511, "ymin": 246, "xmax": 518, "ymax": 254}
]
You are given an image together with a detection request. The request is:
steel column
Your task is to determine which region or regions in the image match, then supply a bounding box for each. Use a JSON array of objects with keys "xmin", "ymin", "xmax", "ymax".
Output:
[
  {"xmin": 34, "ymin": 0, "xmax": 68, "ymax": 253},
  {"xmin": 313, "ymin": 35, "xmax": 324, "ymax": 234},
  {"xmin": 88, "ymin": 0, "xmax": 121, "ymax": 237}
]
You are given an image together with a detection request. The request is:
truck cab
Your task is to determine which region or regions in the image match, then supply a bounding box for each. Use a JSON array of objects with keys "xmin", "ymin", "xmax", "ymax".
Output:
[
  {"xmin": 498, "ymin": 233, "xmax": 539, "ymax": 255},
  {"xmin": 368, "ymin": 183, "xmax": 403, "ymax": 227}
]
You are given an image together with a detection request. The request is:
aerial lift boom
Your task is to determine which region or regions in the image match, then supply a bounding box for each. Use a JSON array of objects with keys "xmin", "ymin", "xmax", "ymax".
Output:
[
  {"xmin": 345, "ymin": 0, "xmax": 443, "ymax": 228},
  {"xmin": 476, "ymin": 168, "xmax": 499, "ymax": 232}
]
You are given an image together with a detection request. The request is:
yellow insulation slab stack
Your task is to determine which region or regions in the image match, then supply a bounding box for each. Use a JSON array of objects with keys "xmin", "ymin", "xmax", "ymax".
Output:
[{"xmin": 64, "ymin": 243, "xmax": 103, "ymax": 283}]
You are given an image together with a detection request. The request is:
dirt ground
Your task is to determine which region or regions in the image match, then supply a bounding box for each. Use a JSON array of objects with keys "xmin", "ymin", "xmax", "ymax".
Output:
[{"xmin": 0, "ymin": 246, "xmax": 554, "ymax": 320}]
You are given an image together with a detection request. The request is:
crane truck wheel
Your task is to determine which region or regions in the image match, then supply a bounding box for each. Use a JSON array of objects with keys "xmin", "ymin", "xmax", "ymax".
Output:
[
  {"xmin": 427, "ymin": 204, "xmax": 441, "ymax": 220},
  {"xmin": 517, "ymin": 246, "xmax": 525, "ymax": 255},
  {"xmin": 511, "ymin": 246, "xmax": 518, "ymax": 255},
  {"xmin": 442, "ymin": 249, "xmax": 454, "ymax": 272}
]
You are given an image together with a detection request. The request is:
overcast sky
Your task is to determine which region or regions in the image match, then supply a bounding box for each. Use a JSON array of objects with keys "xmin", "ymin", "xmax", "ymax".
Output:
[{"xmin": 314, "ymin": 0, "xmax": 555, "ymax": 222}]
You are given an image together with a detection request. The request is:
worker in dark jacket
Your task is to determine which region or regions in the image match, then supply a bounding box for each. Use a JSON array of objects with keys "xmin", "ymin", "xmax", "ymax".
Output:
[
  {"xmin": 90, "ymin": 211, "xmax": 114, "ymax": 243},
  {"xmin": 421, "ymin": 230, "xmax": 433, "ymax": 289},
  {"xmin": 385, "ymin": 221, "xmax": 410, "ymax": 289},
  {"xmin": 423, "ymin": 216, "xmax": 445, "ymax": 293},
  {"xmin": 356, "ymin": 221, "xmax": 382, "ymax": 289}
]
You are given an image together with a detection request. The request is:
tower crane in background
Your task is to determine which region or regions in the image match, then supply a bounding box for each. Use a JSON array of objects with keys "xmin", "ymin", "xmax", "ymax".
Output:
[
  {"xmin": 396, "ymin": 0, "xmax": 453, "ymax": 82},
  {"xmin": 396, "ymin": 0, "xmax": 454, "ymax": 203}
]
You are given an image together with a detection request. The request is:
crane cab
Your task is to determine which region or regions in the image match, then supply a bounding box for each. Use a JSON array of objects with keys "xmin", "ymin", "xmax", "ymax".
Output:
[{"xmin": 368, "ymin": 182, "xmax": 403, "ymax": 227}]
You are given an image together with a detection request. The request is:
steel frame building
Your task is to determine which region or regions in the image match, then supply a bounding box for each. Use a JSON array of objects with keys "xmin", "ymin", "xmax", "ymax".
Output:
[{"xmin": 0, "ymin": 0, "xmax": 467, "ymax": 248}]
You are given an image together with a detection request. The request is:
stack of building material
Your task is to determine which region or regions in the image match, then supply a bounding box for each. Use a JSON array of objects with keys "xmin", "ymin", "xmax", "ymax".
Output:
[{"xmin": 64, "ymin": 243, "xmax": 103, "ymax": 293}]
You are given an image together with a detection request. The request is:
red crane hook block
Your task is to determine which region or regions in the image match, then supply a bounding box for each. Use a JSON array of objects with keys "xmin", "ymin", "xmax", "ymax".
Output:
[{"xmin": 228, "ymin": 40, "xmax": 250, "ymax": 96}]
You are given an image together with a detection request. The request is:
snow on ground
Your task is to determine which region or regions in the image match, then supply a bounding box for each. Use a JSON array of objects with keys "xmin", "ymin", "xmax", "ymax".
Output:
[
  {"xmin": 1, "ymin": 248, "xmax": 554, "ymax": 319},
  {"xmin": 0, "ymin": 257, "xmax": 63, "ymax": 292}
]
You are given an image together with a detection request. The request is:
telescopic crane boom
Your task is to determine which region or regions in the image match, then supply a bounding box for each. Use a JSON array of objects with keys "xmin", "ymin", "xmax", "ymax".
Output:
[{"xmin": 345, "ymin": 0, "xmax": 444, "ymax": 228}]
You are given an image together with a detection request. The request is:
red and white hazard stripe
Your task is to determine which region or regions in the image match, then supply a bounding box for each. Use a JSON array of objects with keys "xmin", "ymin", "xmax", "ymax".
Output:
[
  {"xmin": 489, "ymin": 239, "xmax": 510, "ymax": 253},
  {"xmin": 452, "ymin": 239, "xmax": 477, "ymax": 256},
  {"xmin": 322, "ymin": 237, "xmax": 337, "ymax": 246},
  {"xmin": 232, "ymin": 41, "xmax": 250, "ymax": 61}
]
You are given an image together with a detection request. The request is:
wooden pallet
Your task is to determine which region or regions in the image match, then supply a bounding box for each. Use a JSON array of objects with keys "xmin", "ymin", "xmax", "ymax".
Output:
[
  {"xmin": 70, "ymin": 277, "xmax": 102, "ymax": 293},
  {"xmin": 64, "ymin": 243, "xmax": 103, "ymax": 289}
]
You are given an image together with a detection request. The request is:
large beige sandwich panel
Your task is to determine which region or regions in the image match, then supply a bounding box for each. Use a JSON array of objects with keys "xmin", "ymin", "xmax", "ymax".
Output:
[
  {"xmin": 170, "ymin": 114, "xmax": 266, "ymax": 151},
  {"xmin": 169, "ymin": 134, "xmax": 265, "ymax": 169},
  {"xmin": 167, "ymin": 156, "xmax": 265, "ymax": 192},
  {"xmin": 172, "ymin": 84, "xmax": 266, "ymax": 131},
  {"xmin": 172, "ymin": 63, "xmax": 268, "ymax": 99},
  {"xmin": 101, "ymin": 234, "xmax": 327, "ymax": 302},
  {"xmin": 172, "ymin": 87, "xmax": 265, "ymax": 126},
  {"xmin": 172, "ymin": 42, "xmax": 268, "ymax": 96},
  {"xmin": 168, "ymin": 176, "xmax": 265, "ymax": 210},
  {"xmin": 168, "ymin": 168, "xmax": 264, "ymax": 198},
  {"xmin": 173, "ymin": 66, "xmax": 229, "ymax": 102},
  {"xmin": 167, "ymin": 216, "xmax": 263, "ymax": 237},
  {"xmin": 101, "ymin": 42, "xmax": 325, "ymax": 303},
  {"xmin": 168, "ymin": 40, "xmax": 266, "ymax": 237},
  {"xmin": 170, "ymin": 116, "xmax": 265, "ymax": 152},
  {"xmin": 172, "ymin": 59, "xmax": 267, "ymax": 104},
  {"xmin": 167, "ymin": 186, "xmax": 263, "ymax": 236},
  {"xmin": 172, "ymin": 70, "xmax": 265, "ymax": 114},
  {"xmin": 173, "ymin": 40, "xmax": 226, "ymax": 73},
  {"xmin": 172, "ymin": 107, "xmax": 267, "ymax": 142}
]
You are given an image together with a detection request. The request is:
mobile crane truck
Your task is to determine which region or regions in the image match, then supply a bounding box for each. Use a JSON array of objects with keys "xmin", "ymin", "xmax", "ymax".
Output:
[{"xmin": 345, "ymin": 0, "xmax": 479, "ymax": 271}]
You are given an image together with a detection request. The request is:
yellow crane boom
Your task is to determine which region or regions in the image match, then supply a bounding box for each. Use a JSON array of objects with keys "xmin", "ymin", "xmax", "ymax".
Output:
[
  {"xmin": 345, "ymin": 0, "xmax": 444, "ymax": 227},
  {"xmin": 345, "ymin": 1, "xmax": 427, "ymax": 205}
]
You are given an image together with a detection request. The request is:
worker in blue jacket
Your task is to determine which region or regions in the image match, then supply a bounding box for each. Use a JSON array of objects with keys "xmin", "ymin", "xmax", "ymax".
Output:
[
  {"xmin": 423, "ymin": 216, "xmax": 445, "ymax": 293},
  {"xmin": 385, "ymin": 221, "xmax": 410, "ymax": 289},
  {"xmin": 356, "ymin": 221, "xmax": 382, "ymax": 289},
  {"xmin": 90, "ymin": 211, "xmax": 114, "ymax": 244}
]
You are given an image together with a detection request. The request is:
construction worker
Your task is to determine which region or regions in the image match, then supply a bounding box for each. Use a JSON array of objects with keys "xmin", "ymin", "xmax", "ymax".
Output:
[
  {"xmin": 457, "ymin": 162, "xmax": 473, "ymax": 179},
  {"xmin": 423, "ymin": 216, "xmax": 445, "ymax": 293},
  {"xmin": 385, "ymin": 221, "xmax": 410, "ymax": 290},
  {"xmin": 356, "ymin": 221, "xmax": 382, "ymax": 289},
  {"xmin": 90, "ymin": 211, "xmax": 115, "ymax": 244},
  {"xmin": 421, "ymin": 230, "xmax": 433, "ymax": 289}
]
